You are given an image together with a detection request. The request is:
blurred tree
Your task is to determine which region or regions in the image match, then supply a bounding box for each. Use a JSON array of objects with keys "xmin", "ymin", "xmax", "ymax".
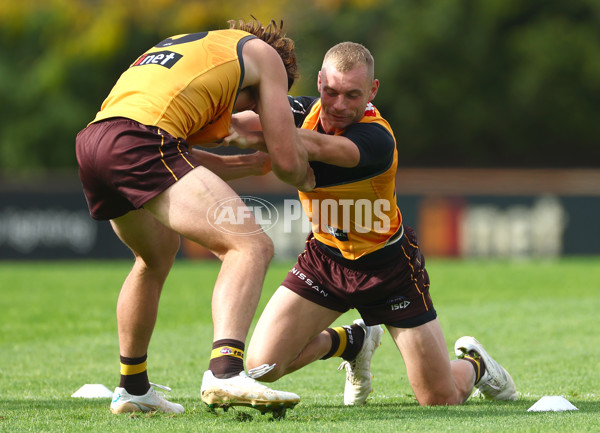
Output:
[
  {"xmin": 289, "ymin": 0, "xmax": 600, "ymax": 167},
  {"xmin": 0, "ymin": 0, "xmax": 290, "ymax": 172},
  {"xmin": 1, "ymin": 0, "xmax": 599, "ymax": 172}
]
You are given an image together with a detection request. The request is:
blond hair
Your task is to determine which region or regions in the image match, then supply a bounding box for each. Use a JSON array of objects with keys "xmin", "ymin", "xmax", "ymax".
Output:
[{"xmin": 322, "ymin": 42, "xmax": 374, "ymax": 82}]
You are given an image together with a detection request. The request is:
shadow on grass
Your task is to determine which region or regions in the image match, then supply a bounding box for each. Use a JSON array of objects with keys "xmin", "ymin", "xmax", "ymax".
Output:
[
  {"xmin": 1, "ymin": 399, "xmax": 109, "ymax": 411},
  {"xmin": 1, "ymin": 398, "xmax": 598, "ymax": 423},
  {"xmin": 288, "ymin": 398, "xmax": 600, "ymax": 421}
]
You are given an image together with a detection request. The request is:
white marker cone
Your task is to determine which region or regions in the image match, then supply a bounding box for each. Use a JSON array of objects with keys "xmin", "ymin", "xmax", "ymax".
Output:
[
  {"xmin": 527, "ymin": 396, "xmax": 578, "ymax": 412},
  {"xmin": 71, "ymin": 384, "xmax": 113, "ymax": 398}
]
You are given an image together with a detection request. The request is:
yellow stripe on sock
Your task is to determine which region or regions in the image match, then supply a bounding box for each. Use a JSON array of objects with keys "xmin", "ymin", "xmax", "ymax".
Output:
[
  {"xmin": 120, "ymin": 360, "xmax": 147, "ymax": 376},
  {"xmin": 332, "ymin": 327, "xmax": 348, "ymax": 358},
  {"xmin": 210, "ymin": 346, "xmax": 244, "ymax": 360},
  {"xmin": 465, "ymin": 355, "xmax": 483, "ymax": 383}
]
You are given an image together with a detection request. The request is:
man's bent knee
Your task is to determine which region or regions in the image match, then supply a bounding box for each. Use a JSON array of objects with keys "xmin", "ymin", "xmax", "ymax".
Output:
[
  {"xmin": 256, "ymin": 233, "xmax": 274, "ymax": 262},
  {"xmin": 136, "ymin": 233, "xmax": 180, "ymax": 271},
  {"xmin": 235, "ymin": 232, "xmax": 274, "ymax": 263}
]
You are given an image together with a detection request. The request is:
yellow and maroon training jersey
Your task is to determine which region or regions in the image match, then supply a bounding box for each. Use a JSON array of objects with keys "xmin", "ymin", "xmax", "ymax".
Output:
[
  {"xmin": 295, "ymin": 98, "xmax": 402, "ymax": 260},
  {"xmin": 92, "ymin": 30, "xmax": 255, "ymax": 142}
]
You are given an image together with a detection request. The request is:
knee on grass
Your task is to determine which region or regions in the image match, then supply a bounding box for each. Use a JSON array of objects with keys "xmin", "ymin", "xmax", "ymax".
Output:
[{"xmin": 416, "ymin": 389, "xmax": 465, "ymax": 406}]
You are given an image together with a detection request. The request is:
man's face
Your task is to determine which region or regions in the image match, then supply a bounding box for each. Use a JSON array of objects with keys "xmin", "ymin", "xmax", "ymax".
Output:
[{"xmin": 318, "ymin": 62, "xmax": 379, "ymax": 134}]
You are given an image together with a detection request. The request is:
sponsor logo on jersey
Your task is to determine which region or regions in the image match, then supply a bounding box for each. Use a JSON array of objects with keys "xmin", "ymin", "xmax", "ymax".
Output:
[
  {"xmin": 326, "ymin": 224, "xmax": 349, "ymax": 241},
  {"xmin": 132, "ymin": 51, "xmax": 183, "ymax": 69},
  {"xmin": 364, "ymin": 102, "xmax": 377, "ymax": 117}
]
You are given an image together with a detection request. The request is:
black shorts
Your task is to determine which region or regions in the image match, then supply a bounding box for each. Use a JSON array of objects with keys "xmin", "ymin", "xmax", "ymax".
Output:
[
  {"xmin": 76, "ymin": 118, "xmax": 199, "ymax": 220},
  {"xmin": 281, "ymin": 226, "xmax": 437, "ymax": 328}
]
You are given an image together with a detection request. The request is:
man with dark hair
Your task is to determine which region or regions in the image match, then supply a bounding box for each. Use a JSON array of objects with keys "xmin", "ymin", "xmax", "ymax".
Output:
[{"xmin": 76, "ymin": 18, "xmax": 313, "ymax": 415}]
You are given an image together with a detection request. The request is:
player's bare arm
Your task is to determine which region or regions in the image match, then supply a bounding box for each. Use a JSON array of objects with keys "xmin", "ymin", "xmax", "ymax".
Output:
[
  {"xmin": 226, "ymin": 111, "xmax": 360, "ymax": 168},
  {"xmin": 241, "ymin": 39, "xmax": 314, "ymax": 191},
  {"xmin": 297, "ymin": 129, "xmax": 360, "ymax": 167},
  {"xmin": 224, "ymin": 113, "xmax": 268, "ymax": 152},
  {"xmin": 190, "ymin": 148, "xmax": 271, "ymax": 180},
  {"xmin": 231, "ymin": 110, "xmax": 263, "ymax": 130}
]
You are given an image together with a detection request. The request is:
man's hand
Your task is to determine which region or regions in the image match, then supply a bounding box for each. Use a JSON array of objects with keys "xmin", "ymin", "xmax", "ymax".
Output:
[
  {"xmin": 224, "ymin": 117, "xmax": 268, "ymax": 152},
  {"xmin": 252, "ymin": 151, "xmax": 272, "ymax": 176}
]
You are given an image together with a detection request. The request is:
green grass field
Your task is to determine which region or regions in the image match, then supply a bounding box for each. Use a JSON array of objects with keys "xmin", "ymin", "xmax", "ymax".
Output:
[{"xmin": 1, "ymin": 257, "xmax": 599, "ymax": 432}]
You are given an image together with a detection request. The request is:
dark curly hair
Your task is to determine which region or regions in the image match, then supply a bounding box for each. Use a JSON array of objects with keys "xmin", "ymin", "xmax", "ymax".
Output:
[{"xmin": 229, "ymin": 17, "xmax": 298, "ymax": 90}]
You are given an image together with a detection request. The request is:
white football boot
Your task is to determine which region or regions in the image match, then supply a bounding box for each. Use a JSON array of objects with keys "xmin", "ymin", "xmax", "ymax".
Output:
[
  {"xmin": 454, "ymin": 336, "xmax": 518, "ymax": 401},
  {"xmin": 201, "ymin": 370, "xmax": 300, "ymax": 414},
  {"xmin": 338, "ymin": 319, "xmax": 384, "ymax": 405},
  {"xmin": 110, "ymin": 383, "xmax": 185, "ymax": 414}
]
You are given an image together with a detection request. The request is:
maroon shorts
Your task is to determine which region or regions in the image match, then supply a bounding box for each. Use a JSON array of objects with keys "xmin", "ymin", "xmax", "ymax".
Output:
[
  {"xmin": 76, "ymin": 118, "xmax": 199, "ymax": 220},
  {"xmin": 281, "ymin": 226, "xmax": 436, "ymax": 328}
]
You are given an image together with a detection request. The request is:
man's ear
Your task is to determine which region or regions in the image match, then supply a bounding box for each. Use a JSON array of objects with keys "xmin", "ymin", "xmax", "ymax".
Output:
[
  {"xmin": 317, "ymin": 70, "xmax": 323, "ymax": 93},
  {"xmin": 369, "ymin": 79, "xmax": 380, "ymax": 101}
]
